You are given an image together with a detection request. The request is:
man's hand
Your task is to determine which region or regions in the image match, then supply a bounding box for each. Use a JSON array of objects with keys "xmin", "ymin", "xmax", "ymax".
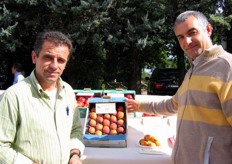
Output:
[
  {"xmin": 126, "ymin": 98, "xmax": 140, "ymax": 112},
  {"xmin": 69, "ymin": 155, "xmax": 82, "ymax": 164}
]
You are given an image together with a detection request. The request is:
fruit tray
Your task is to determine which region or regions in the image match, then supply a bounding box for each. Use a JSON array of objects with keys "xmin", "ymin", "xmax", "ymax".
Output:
[
  {"xmin": 83, "ymin": 97, "xmax": 127, "ymax": 148},
  {"xmin": 74, "ymin": 89, "xmax": 102, "ymax": 108}
]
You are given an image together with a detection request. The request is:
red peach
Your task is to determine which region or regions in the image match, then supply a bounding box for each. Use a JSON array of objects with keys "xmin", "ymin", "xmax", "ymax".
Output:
[
  {"xmin": 117, "ymin": 106, "xmax": 124, "ymax": 111},
  {"xmin": 125, "ymin": 94, "xmax": 133, "ymax": 99},
  {"xmin": 103, "ymin": 119, "xmax": 110, "ymax": 126},
  {"xmin": 96, "ymin": 123, "xmax": 103, "ymax": 130},
  {"xmin": 78, "ymin": 96, "xmax": 86, "ymax": 103},
  {"xmin": 117, "ymin": 126, "xmax": 124, "ymax": 134},
  {"xmin": 102, "ymin": 126, "xmax": 110, "ymax": 134},
  {"xmin": 110, "ymin": 129, "xmax": 117, "ymax": 135},
  {"xmin": 110, "ymin": 115, "xmax": 117, "ymax": 123},
  {"xmin": 104, "ymin": 114, "xmax": 111, "ymax": 119},
  {"xmin": 110, "ymin": 122, "xmax": 117, "ymax": 130},
  {"xmin": 117, "ymin": 119, "xmax": 124, "ymax": 126},
  {"xmin": 89, "ymin": 112, "xmax": 97, "ymax": 120},
  {"xmin": 77, "ymin": 101, "xmax": 84, "ymax": 107},
  {"xmin": 96, "ymin": 116, "xmax": 103, "ymax": 123},
  {"xmin": 89, "ymin": 119, "xmax": 97, "ymax": 127},
  {"xmin": 117, "ymin": 111, "xmax": 124, "ymax": 119},
  {"xmin": 88, "ymin": 127, "xmax": 95, "ymax": 134},
  {"xmin": 95, "ymin": 130, "xmax": 102, "ymax": 136}
]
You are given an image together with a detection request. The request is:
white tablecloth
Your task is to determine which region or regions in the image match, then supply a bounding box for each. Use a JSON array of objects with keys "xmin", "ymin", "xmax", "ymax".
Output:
[{"xmin": 81, "ymin": 116, "xmax": 176, "ymax": 164}]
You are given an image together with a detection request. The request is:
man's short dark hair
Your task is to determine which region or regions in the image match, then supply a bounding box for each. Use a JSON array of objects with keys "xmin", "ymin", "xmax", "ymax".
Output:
[{"xmin": 33, "ymin": 31, "xmax": 73, "ymax": 58}]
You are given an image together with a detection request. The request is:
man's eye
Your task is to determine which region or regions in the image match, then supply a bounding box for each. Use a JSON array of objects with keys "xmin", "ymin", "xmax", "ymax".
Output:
[
  {"xmin": 177, "ymin": 36, "xmax": 183, "ymax": 41},
  {"xmin": 44, "ymin": 56, "xmax": 52, "ymax": 60},
  {"xmin": 189, "ymin": 30, "xmax": 197, "ymax": 36},
  {"xmin": 58, "ymin": 59, "xmax": 66, "ymax": 63}
]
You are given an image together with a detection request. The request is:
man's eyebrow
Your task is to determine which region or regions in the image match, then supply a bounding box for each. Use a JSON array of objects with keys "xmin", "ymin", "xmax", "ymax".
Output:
[{"xmin": 176, "ymin": 28, "xmax": 197, "ymax": 38}]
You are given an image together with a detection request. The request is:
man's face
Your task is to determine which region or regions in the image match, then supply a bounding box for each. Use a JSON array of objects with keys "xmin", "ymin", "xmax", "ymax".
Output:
[
  {"xmin": 11, "ymin": 67, "xmax": 16, "ymax": 74},
  {"xmin": 31, "ymin": 41, "xmax": 69, "ymax": 90},
  {"xmin": 174, "ymin": 15, "xmax": 213, "ymax": 60}
]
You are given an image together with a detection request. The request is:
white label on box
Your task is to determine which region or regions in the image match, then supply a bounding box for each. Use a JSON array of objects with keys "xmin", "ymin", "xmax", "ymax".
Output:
[
  {"xmin": 96, "ymin": 103, "xmax": 116, "ymax": 114},
  {"xmin": 76, "ymin": 93, "xmax": 94, "ymax": 96},
  {"xmin": 107, "ymin": 93, "xmax": 124, "ymax": 97}
]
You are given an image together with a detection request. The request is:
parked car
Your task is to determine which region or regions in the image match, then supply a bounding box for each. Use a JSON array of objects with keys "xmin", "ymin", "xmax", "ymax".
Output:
[{"xmin": 146, "ymin": 68, "xmax": 180, "ymax": 95}]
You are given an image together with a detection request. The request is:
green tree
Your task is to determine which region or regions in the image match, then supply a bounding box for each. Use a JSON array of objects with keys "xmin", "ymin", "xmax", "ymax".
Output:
[{"xmin": 0, "ymin": 0, "xmax": 232, "ymax": 93}]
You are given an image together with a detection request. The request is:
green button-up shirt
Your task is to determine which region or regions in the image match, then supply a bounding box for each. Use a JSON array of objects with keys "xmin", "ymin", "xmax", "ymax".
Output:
[{"xmin": 0, "ymin": 70, "xmax": 85, "ymax": 164}]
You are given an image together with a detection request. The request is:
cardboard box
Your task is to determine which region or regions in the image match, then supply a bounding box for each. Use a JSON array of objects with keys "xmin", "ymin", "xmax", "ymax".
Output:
[
  {"xmin": 79, "ymin": 107, "xmax": 88, "ymax": 118},
  {"xmin": 83, "ymin": 97, "xmax": 127, "ymax": 147},
  {"xmin": 74, "ymin": 89, "xmax": 102, "ymax": 108},
  {"xmin": 74, "ymin": 89, "xmax": 102, "ymax": 118},
  {"xmin": 103, "ymin": 89, "xmax": 136, "ymax": 99}
]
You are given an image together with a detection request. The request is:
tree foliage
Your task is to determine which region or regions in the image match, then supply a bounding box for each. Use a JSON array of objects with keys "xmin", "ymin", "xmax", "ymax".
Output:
[{"xmin": 0, "ymin": 0, "xmax": 232, "ymax": 93}]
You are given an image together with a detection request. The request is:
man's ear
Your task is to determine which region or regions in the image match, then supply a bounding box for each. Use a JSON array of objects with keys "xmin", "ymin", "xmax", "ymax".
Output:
[
  {"xmin": 31, "ymin": 51, "xmax": 37, "ymax": 64},
  {"xmin": 206, "ymin": 23, "xmax": 213, "ymax": 36}
]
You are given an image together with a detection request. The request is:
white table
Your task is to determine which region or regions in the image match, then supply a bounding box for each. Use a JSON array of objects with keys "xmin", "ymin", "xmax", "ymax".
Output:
[{"xmin": 81, "ymin": 116, "xmax": 176, "ymax": 164}]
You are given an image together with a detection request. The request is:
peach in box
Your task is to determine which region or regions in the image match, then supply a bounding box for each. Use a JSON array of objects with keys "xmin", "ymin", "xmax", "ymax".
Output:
[
  {"xmin": 117, "ymin": 126, "xmax": 125, "ymax": 134},
  {"xmin": 117, "ymin": 111, "xmax": 124, "ymax": 119},
  {"xmin": 117, "ymin": 106, "xmax": 124, "ymax": 111},
  {"xmin": 89, "ymin": 119, "xmax": 97, "ymax": 127},
  {"xmin": 110, "ymin": 122, "xmax": 117, "ymax": 130},
  {"xmin": 96, "ymin": 116, "xmax": 103, "ymax": 123},
  {"xmin": 110, "ymin": 115, "xmax": 117, "ymax": 123},
  {"xmin": 96, "ymin": 123, "xmax": 103, "ymax": 130},
  {"xmin": 95, "ymin": 130, "xmax": 102, "ymax": 136},
  {"xmin": 103, "ymin": 119, "xmax": 110, "ymax": 126},
  {"xmin": 104, "ymin": 114, "xmax": 111, "ymax": 119},
  {"xmin": 89, "ymin": 112, "xmax": 97, "ymax": 120},
  {"xmin": 102, "ymin": 126, "xmax": 110, "ymax": 134},
  {"xmin": 110, "ymin": 129, "xmax": 117, "ymax": 135},
  {"xmin": 117, "ymin": 119, "xmax": 124, "ymax": 126},
  {"xmin": 88, "ymin": 127, "xmax": 95, "ymax": 134}
]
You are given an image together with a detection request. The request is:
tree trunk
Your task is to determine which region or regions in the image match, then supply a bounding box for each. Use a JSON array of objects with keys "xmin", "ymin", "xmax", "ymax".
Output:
[
  {"xmin": 226, "ymin": 28, "xmax": 232, "ymax": 53},
  {"xmin": 128, "ymin": 51, "xmax": 142, "ymax": 94},
  {"xmin": 175, "ymin": 43, "xmax": 186, "ymax": 85}
]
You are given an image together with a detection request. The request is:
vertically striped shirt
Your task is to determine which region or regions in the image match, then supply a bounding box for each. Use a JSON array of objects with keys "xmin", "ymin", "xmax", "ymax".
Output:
[{"xmin": 0, "ymin": 70, "xmax": 85, "ymax": 164}]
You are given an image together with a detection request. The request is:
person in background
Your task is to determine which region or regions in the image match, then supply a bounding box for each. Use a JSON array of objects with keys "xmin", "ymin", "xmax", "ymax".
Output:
[
  {"xmin": 11, "ymin": 63, "xmax": 25, "ymax": 84},
  {"xmin": 0, "ymin": 31, "xmax": 85, "ymax": 164},
  {"xmin": 127, "ymin": 10, "xmax": 232, "ymax": 164}
]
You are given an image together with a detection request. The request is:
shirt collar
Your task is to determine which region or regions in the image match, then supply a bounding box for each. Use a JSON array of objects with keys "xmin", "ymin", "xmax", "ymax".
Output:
[
  {"xmin": 192, "ymin": 45, "xmax": 218, "ymax": 67},
  {"xmin": 29, "ymin": 70, "xmax": 65, "ymax": 95}
]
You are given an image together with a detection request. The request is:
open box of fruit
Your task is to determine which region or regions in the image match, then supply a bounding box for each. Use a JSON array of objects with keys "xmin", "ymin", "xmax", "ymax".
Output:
[
  {"xmin": 74, "ymin": 89, "xmax": 102, "ymax": 108},
  {"xmin": 75, "ymin": 89, "xmax": 102, "ymax": 118},
  {"xmin": 83, "ymin": 97, "xmax": 127, "ymax": 148}
]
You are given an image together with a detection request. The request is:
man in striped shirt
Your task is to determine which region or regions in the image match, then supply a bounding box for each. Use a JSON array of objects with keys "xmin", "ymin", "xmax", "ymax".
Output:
[
  {"xmin": 0, "ymin": 31, "xmax": 85, "ymax": 164},
  {"xmin": 126, "ymin": 11, "xmax": 232, "ymax": 164}
]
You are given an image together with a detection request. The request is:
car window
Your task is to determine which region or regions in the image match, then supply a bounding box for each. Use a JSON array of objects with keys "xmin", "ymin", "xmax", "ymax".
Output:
[
  {"xmin": 150, "ymin": 69, "xmax": 178, "ymax": 80},
  {"xmin": 157, "ymin": 70, "xmax": 178, "ymax": 80}
]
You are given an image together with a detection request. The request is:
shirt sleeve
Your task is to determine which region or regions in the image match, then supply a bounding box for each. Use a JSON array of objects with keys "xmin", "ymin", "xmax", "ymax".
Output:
[
  {"xmin": 14, "ymin": 153, "xmax": 33, "ymax": 164},
  {"xmin": 0, "ymin": 91, "xmax": 32, "ymax": 163},
  {"xmin": 70, "ymin": 105, "xmax": 85, "ymax": 155}
]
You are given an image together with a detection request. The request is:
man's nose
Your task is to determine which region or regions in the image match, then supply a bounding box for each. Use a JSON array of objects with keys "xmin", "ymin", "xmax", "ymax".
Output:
[{"xmin": 50, "ymin": 59, "xmax": 58, "ymax": 69}]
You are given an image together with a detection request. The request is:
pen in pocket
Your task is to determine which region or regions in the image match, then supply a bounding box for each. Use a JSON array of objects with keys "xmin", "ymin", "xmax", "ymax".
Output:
[{"xmin": 66, "ymin": 106, "xmax": 69, "ymax": 116}]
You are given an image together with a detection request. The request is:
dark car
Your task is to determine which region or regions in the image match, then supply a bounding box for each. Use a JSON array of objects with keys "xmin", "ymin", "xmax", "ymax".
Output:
[{"xmin": 146, "ymin": 68, "xmax": 180, "ymax": 95}]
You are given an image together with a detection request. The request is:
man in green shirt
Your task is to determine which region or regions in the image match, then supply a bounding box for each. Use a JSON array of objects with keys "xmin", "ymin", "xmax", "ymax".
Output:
[{"xmin": 0, "ymin": 31, "xmax": 85, "ymax": 164}]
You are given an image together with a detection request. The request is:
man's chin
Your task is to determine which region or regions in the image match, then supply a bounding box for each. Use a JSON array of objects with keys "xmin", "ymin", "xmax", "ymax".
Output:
[{"xmin": 46, "ymin": 78, "xmax": 58, "ymax": 84}]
